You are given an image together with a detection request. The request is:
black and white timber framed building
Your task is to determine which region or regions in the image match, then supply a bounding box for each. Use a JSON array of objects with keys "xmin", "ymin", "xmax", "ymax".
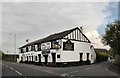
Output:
[{"xmin": 18, "ymin": 27, "xmax": 96, "ymax": 66}]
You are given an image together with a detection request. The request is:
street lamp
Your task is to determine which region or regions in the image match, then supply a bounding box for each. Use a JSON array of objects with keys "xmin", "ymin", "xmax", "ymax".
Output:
[{"xmin": 9, "ymin": 33, "xmax": 16, "ymax": 62}]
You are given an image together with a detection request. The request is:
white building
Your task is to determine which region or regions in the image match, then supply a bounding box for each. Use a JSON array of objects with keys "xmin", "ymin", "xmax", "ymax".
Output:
[{"xmin": 18, "ymin": 27, "xmax": 96, "ymax": 66}]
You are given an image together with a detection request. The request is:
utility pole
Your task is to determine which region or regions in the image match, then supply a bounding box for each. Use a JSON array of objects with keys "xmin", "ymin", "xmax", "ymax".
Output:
[
  {"xmin": 10, "ymin": 33, "xmax": 16, "ymax": 62},
  {"xmin": 14, "ymin": 34, "xmax": 16, "ymax": 62}
]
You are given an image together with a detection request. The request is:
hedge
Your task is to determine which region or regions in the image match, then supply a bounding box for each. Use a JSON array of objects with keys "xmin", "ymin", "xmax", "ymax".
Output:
[{"xmin": 96, "ymin": 51, "xmax": 108, "ymax": 62}]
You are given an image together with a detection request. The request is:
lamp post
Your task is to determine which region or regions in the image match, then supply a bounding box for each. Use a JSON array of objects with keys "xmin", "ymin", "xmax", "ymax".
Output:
[{"xmin": 10, "ymin": 33, "xmax": 16, "ymax": 62}]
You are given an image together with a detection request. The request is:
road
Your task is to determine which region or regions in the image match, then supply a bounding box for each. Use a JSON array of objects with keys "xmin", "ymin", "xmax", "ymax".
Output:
[{"xmin": 2, "ymin": 60, "xmax": 120, "ymax": 78}]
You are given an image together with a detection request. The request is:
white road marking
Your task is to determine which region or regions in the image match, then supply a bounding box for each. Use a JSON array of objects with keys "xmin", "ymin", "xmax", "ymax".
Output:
[
  {"xmin": 5, "ymin": 65, "xmax": 8, "ymax": 67},
  {"xmin": 3, "ymin": 64, "xmax": 22, "ymax": 76},
  {"xmin": 9, "ymin": 67, "xmax": 13, "ymax": 70},
  {"xmin": 105, "ymin": 67, "xmax": 110, "ymax": 71},
  {"xmin": 60, "ymin": 73, "xmax": 68, "ymax": 76},
  {"xmin": 70, "ymin": 75, "xmax": 74, "ymax": 77},
  {"xmin": 15, "ymin": 70, "xmax": 22, "ymax": 75},
  {"xmin": 85, "ymin": 65, "xmax": 101, "ymax": 70}
]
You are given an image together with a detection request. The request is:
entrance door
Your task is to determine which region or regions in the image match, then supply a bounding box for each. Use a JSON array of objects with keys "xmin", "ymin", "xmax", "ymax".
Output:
[
  {"xmin": 43, "ymin": 55, "xmax": 48, "ymax": 65},
  {"xmin": 87, "ymin": 53, "xmax": 90, "ymax": 60},
  {"xmin": 86, "ymin": 53, "xmax": 90, "ymax": 64},
  {"xmin": 79, "ymin": 53, "xmax": 83, "ymax": 61},
  {"xmin": 38, "ymin": 54, "xmax": 41, "ymax": 63},
  {"xmin": 51, "ymin": 53, "xmax": 56, "ymax": 63}
]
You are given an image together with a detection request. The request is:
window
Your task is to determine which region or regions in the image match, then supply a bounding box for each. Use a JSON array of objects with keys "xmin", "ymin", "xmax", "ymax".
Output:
[
  {"xmin": 37, "ymin": 44, "xmax": 41, "ymax": 51},
  {"xmin": 51, "ymin": 40, "xmax": 61, "ymax": 49},
  {"xmin": 20, "ymin": 48, "xmax": 23, "ymax": 53},
  {"xmin": 80, "ymin": 53, "xmax": 83, "ymax": 61},
  {"xmin": 31, "ymin": 45, "xmax": 34, "ymax": 51},
  {"xmin": 34, "ymin": 45, "xmax": 38, "ymax": 51},
  {"xmin": 26, "ymin": 46, "xmax": 29, "ymax": 52},
  {"xmin": 63, "ymin": 40, "xmax": 74, "ymax": 51},
  {"xmin": 87, "ymin": 53, "xmax": 90, "ymax": 60},
  {"xmin": 57, "ymin": 55, "xmax": 60, "ymax": 58},
  {"xmin": 23, "ymin": 48, "xmax": 26, "ymax": 52},
  {"xmin": 35, "ymin": 56, "xmax": 37, "ymax": 61}
]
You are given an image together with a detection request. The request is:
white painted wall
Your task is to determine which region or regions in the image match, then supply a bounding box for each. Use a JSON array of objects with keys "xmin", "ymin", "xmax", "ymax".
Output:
[{"xmin": 60, "ymin": 39, "xmax": 96, "ymax": 63}]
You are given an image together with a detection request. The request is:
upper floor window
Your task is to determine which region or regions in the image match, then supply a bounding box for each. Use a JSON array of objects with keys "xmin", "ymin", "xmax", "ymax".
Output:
[
  {"xmin": 34, "ymin": 43, "xmax": 41, "ymax": 52},
  {"xmin": 51, "ymin": 40, "xmax": 61, "ymax": 49},
  {"xmin": 34, "ymin": 45, "xmax": 38, "ymax": 51},
  {"xmin": 26, "ymin": 46, "xmax": 29, "ymax": 52},
  {"xmin": 31, "ymin": 45, "xmax": 34, "ymax": 51},
  {"xmin": 63, "ymin": 40, "xmax": 74, "ymax": 51},
  {"xmin": 37, "ymin": 43, "xmax": 41, "ymax": 51},
  {"xmin": 20, "ymin": 48, "xmax": 23, "ymax": 53}
]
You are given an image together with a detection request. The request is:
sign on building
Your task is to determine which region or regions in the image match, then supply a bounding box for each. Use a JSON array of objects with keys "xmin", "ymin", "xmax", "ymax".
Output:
[{"xmin": 41, "ymin": 42, "xmax": 51, "ymax": 50}]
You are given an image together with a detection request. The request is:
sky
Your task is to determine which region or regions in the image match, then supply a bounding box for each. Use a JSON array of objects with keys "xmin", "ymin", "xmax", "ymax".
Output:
[{"xmin": 1, "ymin": 0, "xmax": 118, "ymax": 54}]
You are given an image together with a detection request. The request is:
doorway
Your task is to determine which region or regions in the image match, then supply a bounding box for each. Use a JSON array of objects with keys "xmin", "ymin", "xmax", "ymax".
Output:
[
  {"xmin": 38, "ymin": 54, "xmax": 41, "ymax": 63},
  {"xmin": 86, "ymin": 53, "xmax": 90, "ymax": 64},
  {"xmin": 86, "ymin": 53, "xmax": 90, "ymax": 60},
  {"xmin": 51, "ymin": 53, "xmax": 56, "ymax": 63},
  {"xmin": 43, "ymin": 55, "xmax": 48, "ymax": 65},
  {"xmin": 79, "ymin": 53, "xmax": 83, "ymax": 61}
]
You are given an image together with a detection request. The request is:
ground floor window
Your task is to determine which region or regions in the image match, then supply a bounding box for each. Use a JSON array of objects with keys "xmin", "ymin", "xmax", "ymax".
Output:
[
  {"xmin": 57, "ymin": 54, "xmax": 60, "ymax": 58},
  {"xmin": 80, "ymin": 53, "xmax": 83, "ymax": 61}
]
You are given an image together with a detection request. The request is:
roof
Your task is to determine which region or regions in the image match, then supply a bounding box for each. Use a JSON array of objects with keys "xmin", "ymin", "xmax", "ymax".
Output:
[
  {"xmin": 95, "ymin": 48, "xmax": 108, "ymax": 52},
  {"xmin": 19, "ymin": 27, "xmax": 90, "ymax": 48},
  {"xmin": 5, "ymin": 53, "xmax": 19, "ymax": 55}
]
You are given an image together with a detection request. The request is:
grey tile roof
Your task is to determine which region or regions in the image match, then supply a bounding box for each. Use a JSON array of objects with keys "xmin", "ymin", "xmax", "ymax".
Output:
[{"xmin": 19, "ymin": 27, "xmax": 79, "ymax": 48}]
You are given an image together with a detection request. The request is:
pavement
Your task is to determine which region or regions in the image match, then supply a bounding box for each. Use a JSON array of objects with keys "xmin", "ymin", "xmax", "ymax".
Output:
[{"xmin": 1, "ymin": 60, "xmax": 120, "ymax": 78}]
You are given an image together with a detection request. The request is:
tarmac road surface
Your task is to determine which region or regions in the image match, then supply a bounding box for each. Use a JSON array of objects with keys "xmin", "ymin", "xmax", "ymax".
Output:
[{"xmin": 2, "ymin": 60, "xmax": 120, "ymax": 78}]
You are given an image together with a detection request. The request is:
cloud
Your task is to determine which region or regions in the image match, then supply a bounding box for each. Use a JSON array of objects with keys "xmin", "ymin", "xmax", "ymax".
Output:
[
  {"xmin": 2, "ymin": 2, "xmax": 111, "ymax": 53},
  {"xmin": 85, "ymin": 31, "xmax": 110, "ymax": 50}
]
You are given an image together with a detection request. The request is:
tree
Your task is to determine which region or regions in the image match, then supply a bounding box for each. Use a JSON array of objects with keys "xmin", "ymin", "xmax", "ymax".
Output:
[
  {"xmin": 102, "ymin": 19, "xmax": 120, "ymax": 65},
  {"xmin": 102, "ymin": 19, "xmax": 120, "ymax": 55}
]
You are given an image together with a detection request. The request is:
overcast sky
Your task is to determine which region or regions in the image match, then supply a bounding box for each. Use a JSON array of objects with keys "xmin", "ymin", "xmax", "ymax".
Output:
[{"xmin": 1, "ymin": 1, "xmax": 118, "ymax": 54}]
